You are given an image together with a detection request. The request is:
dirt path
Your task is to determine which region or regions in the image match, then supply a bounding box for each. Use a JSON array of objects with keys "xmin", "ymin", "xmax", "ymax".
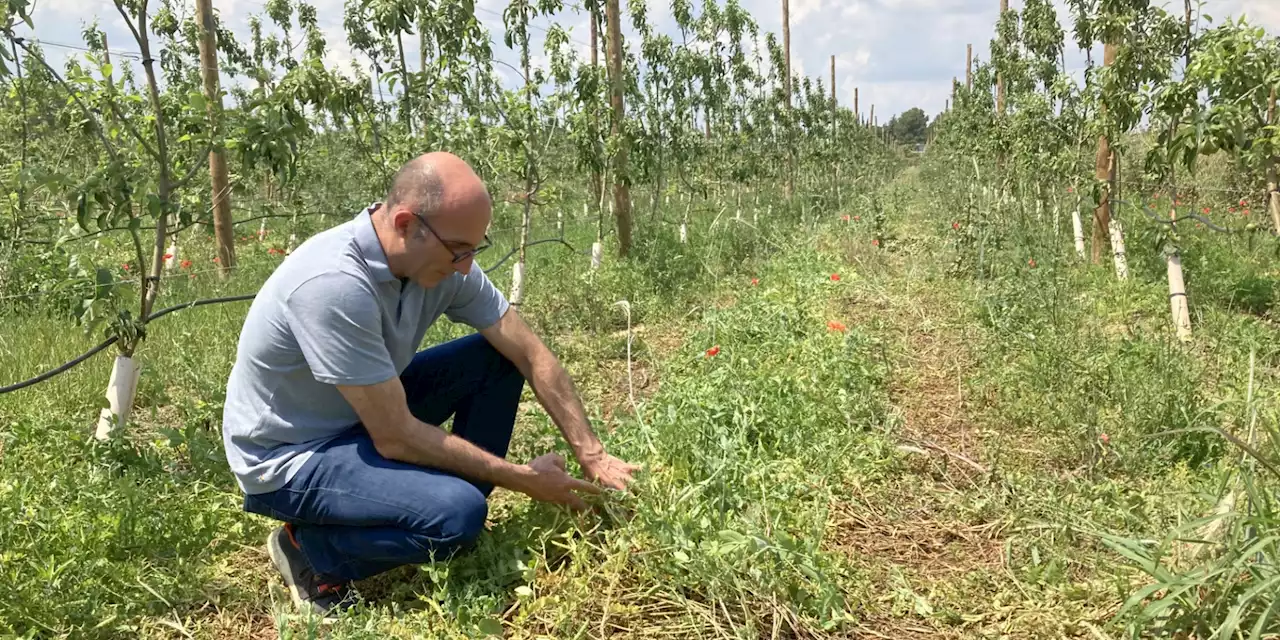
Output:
[{"xmin": 823, "ymin": 194, "xmax": 1026, "ymax": 638}]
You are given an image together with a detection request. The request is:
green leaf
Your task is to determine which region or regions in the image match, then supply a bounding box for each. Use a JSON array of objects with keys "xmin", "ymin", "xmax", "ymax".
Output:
[
  {"xmin": 147, "ymin": 194, "xmax": 162, "ymax": 218},
  {"xmin": 101, "ymin": 63, "xmax": 113, "ymax": 79},
  {"xmin": 476, "ymin": 618, "xmax": 504, "ymax": 637},
  {"xmin": 189, "ymin": 92, "xmax": 207, "ymax": 112}
]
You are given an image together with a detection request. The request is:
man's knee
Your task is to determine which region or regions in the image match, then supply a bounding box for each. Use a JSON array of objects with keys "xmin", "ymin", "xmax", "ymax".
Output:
[{"xmin": 413, "ymin": 482, "xmax": 489, "ymax": 554}]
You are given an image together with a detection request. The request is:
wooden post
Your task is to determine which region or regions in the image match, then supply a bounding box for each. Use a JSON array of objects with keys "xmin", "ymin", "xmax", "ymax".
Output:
[
  {"xmin": 196, "ymin": 0, "xmax": 236, "ymax": 274},
  {"xmin": 854, "ymin": 87, "xmax": 859, "ymax": 125},
  {"xmin": 870, "ymin": 104, "xmax": 875, "ymax": 127},
  {"xmin": 1092, "ymin": 41, "xmax": 1117, "ymax": 264},
  {"xmin": 829, "ymin": 55, "xmax": 836, "ymax": 132},
  {"xmin": 996, "ymin": 0, "xmax": 1007, "ymax": 116},
  {"xmin": 604, "ymin": 0, "xmax": 632, "ymax": 257},
  {"xmin": 966, "ymin": 43, "xmax": 972, "ymax": 89},
  {"xmin": 782, "ymin": 0, "xmax": 794, "ymax": 202}
]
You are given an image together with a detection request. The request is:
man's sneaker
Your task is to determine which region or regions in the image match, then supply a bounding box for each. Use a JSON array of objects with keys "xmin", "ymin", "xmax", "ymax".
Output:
[{"xmin": 266, "ymin": 524, "xmax": 357, "ymax": 619}]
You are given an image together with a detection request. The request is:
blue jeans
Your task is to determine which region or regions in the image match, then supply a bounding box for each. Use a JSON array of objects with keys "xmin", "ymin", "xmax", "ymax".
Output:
[{"xmin": 242, "ymin": 333, "xmax": 525, "ymax": 582}]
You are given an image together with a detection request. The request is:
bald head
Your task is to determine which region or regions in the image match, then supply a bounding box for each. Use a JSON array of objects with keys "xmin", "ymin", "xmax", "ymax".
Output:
[
  {"xmin": 384, "ymin": 152, "xmax": 491, "ymax": 225},
  {"xmin": 375, "ymin": 152, "xmax": 494, "ymax": 288}
]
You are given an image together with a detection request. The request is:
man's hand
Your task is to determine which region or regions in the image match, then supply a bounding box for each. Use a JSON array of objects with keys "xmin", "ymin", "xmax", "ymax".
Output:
[
  {"xmin": 580, "ymin": 452, "xmax": 641, "ymax": 491},
  {"xmin": 518, "ymin": 453, "xmax": 602, "ymax": 511}
]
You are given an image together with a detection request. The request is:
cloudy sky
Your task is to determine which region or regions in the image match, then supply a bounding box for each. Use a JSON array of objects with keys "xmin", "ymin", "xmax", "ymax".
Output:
[{"xmin": 13, "ymin": 0, "xmax": 1280, "ymax": 122}]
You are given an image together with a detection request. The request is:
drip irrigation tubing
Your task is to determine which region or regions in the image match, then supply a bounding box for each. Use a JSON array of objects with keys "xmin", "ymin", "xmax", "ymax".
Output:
[{"xmin": 0, "ymin": 236, "xmax": 578, "ymax": 395}]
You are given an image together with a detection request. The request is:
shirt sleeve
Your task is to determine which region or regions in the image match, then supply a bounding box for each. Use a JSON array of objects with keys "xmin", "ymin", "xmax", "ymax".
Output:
[
  {"xmin": 283, "ymin": 271, "xmax": 398, "ymax": 386},
  {"xmin": 445, "ymin": 265, "xmax": 511, "ymax": 330}
]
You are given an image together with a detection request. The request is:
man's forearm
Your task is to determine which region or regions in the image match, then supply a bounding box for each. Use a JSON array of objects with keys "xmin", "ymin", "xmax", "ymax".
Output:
[
  {"xmin": 381, "ymin": 419, "xmax": 534, "ymax": 492},
  {"xmin": 525, "ymin": 354, "xmax": 605, "ymax": 462}
]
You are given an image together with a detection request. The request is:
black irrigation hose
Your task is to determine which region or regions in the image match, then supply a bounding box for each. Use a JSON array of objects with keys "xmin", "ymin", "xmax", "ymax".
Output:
[{"xmin": 0, "ymin": 238, "xmax": 578, "ymax": 395}]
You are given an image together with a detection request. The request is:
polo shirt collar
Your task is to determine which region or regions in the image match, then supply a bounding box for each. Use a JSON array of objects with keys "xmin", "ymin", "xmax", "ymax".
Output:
[{"xmin": 354, "ymin": 202, "xmax": 397, "ymax": 283}]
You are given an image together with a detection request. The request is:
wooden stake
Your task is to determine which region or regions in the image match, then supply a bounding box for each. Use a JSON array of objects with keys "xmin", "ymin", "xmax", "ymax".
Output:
[
  {"xmin": 966, "ymin": 43, "xmax": 972, "ymax": 89},
  {"xmin": 829, "ymin": 55, "xmax": 836, "ymax": 132},
  {"xmin": 854, "ymin": 87, "xmax": 859, "ymax": 125},
  {"xmin": 604, "ymin": 0, "xmax": 632, "ymax": 257},
  {"xmin": 196, "ymin": 0, "xmax": 236, "ymax": 275}
]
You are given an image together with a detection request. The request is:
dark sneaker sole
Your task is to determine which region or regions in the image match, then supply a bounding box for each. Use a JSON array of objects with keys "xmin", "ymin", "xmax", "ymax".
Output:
[{"xmin": 266, "ymin": 527, "xmax": 339, "ymax": 620}]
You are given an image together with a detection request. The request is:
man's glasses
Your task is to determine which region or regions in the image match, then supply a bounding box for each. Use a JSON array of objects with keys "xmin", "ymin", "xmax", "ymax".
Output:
[{"xmin": 413, "ymin": 212, "xmax": 491, "ymax": 264}]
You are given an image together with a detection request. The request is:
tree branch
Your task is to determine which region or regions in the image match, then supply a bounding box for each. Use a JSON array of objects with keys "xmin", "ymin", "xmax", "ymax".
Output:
[{"xmin": 11, "ymin": 38, "xmax": 118, "ymax": 162}]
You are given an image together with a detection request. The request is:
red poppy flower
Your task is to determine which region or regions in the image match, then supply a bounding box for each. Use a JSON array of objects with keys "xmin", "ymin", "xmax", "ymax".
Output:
[
  {"xmin": 1240, "ymin": 199, "xmax": 1248, "ymax": 207},
  {"xmin": 213, "ymin": 257, "xmax": 221, "ymax": 263},
  {"xmin": 705, "ymin": 345, "xmax": 720, "ymax": 357},
  {"xmin": 1099, "ymin": 433, "xmax": 1110, "ymax": 445},
  {"xmin": 1028, "ymin": 258, "xmax": 1037, "ymax": 268},
  {"xmin": 952, "ymin": 221, "xmax": 960, "ymax": 230},
  {"xmin": 1244, "ymin": 209, "xmax": 1251, "ymax": 216},
  {"xmin": 751, "ymin": 278, "xmax": 759, "ymax": 286},
  {"xmin": 121, "ymin": 263, "xmax": 130, "ymax": 271},
  {"xmin": 841, "ymin": 214, "xmax": 850, "ymax": 222},
  {"xmin": 1067, "ymin": 187, "xmax": 1074, "ymax": 193},
  {"xmin": 1202, "ymin": 207, "xmax": 1211, "ymax": 214},
  {"xmin": 180, "ymin": 259, "xmax": 192, "ymax": 269},
  {"xmin": 163, "ymin": 253, "xmax": 173, "ymax": 260},
  {"xmin": 853, "ymin": 215, "xmax": 861, "ymax": 221},
  {"xmin": 871, "ymin": 239, "xmax": 880, "ymax": 247},
  {"xmin": 830, "ymin": 273, "xmax": 840, "ymax": 281},
  {"xmin": 827, "ymin": 320, "xmax": 847, "ymax": 332}
]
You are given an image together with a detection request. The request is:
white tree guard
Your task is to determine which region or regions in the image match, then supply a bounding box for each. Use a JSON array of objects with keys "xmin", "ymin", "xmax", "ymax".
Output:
[
  {"xmin": 557, "ymin": 210, "xmax": 564, "ymax": 236},
  {"xmin": 1071, "ymin": 207, "xmax": 1086, "ymax": 259},
  {"xmin": 679, "ymin": 222, "xmax": 687, "ymax": 243},
  {"xmin": 511, "ymin": 261, "xmax": 525, "ymax": 305},
  {"xmin": 591, "ymin": 242, "xmax": 603, "ymax": 269},
  {"xmin": 286, "ymin": 233, "xmax": 298, "ymax": 255},
  {"xmin": 1109, "ymin": 218, "xmax": 1129, "ymax": 280},
  {"xmin": 258, "ymin": 220, "xmax": 267, "ymax": 242},
  {"xmin": 95, "ymin": 355, "xmax": 141, "ymax": 440},
  {"xmin": 1167, "ymin": 251, "xmax": 1192, "ymax": 340},
  {"xmin": 164, "ymin": 240, "xmax": 179, "ymax": 270}
]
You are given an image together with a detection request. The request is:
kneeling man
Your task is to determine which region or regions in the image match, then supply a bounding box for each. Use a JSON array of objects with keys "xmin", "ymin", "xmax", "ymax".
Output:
[{"xmin": 221, "ymin": 152, "xmax": 637, "ymax": 617}]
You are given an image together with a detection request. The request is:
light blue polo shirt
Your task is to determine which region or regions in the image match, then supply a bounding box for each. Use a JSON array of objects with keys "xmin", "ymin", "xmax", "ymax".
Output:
[{"xmin": 221, "ymin": 203, "xmax": 510, "ymax": 495}]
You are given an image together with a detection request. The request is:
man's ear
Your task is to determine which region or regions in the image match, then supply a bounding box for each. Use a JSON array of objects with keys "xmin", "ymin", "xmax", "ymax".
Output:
[{"xmin": 389, "ymin": 208, "xmax": 417, "ymax": 237}]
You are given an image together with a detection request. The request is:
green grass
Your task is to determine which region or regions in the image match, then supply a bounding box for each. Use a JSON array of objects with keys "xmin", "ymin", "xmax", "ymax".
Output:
[{"xmin": 1, "ymin": 167, "xmax": 1277, "ymax": 638}]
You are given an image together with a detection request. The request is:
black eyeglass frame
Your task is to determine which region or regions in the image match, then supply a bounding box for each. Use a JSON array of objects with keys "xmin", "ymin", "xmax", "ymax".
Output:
[{"xmin": 412, "ymin": 212, "xmax": 491, "ymax": 264}]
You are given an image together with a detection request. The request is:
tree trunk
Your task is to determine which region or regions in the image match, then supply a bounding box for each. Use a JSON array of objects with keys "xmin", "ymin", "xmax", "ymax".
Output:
[
  {"xmin": 996, "ymin": 0, "xmax": 1008, "ymax": 116},
  {"xmin": 782, "ymin": 0, "xmax": 794, "ymax": 202},
  {"xmin": 420, "ymin": 16, "xmax": 430, "ymax": 134},
  {"xmin": 196, "ymin": 0, "xmax": 235, "ymax": 277},
  {"xmin": 604, "ymin": 0, "xmax": 632, "ymax": 257},
  {"xmin": 396, "ymin": 31, "xmax": 413, "ymax": 134},
  {"xmin": 590, "ymin": 14, "xmax": 602, "ymax": 212},
  {"xmin": 512, "ymin": 29, "xmax": 533, "ymax": 306},
  {"xmin": 1109, "ymin": 151, "xmax": 1129, "ymax": 279},
  {"xmin": 1268, "ymin": 90, "xmax": 1280, "ymax": 236},
  {"xmin": 1092, "ymin": 41, "xmax": 1117, "ymax": 264}
]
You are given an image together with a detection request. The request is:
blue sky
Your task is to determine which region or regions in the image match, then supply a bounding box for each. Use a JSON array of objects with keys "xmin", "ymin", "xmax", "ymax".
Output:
[{"xmin": 13, "ymin": 0, "xmax": 1280, "ymax": 122}]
